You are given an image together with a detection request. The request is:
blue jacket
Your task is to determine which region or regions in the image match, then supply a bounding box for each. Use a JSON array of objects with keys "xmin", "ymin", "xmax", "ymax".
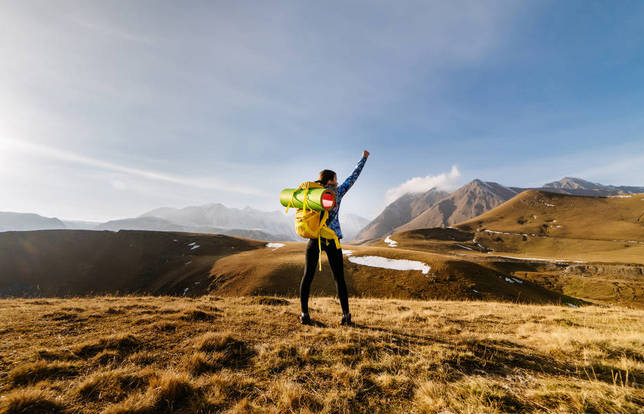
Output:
[{"xmin": 324, "ymin": 155, "xmax": 367, "ymax": 240}]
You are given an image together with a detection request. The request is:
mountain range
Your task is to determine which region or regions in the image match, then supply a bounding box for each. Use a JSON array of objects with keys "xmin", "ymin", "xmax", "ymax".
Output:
[
  {"xmin": 353, "ymin": 177, "xmax": 644, "ymax": 241},
  {"xmin": 541, "ymin": 177, "xmax": 644, "ymax": 196},
  {"xmin": 0, "ymin": 205, "xmax": 370, "ymax": 242},
  {"xmin": 2, "ymin": 177, "xmax": 642, "ymax": 242},
  {"xmin": 0, "ymin": 212, "xmax": 66, "ymax": 231}
]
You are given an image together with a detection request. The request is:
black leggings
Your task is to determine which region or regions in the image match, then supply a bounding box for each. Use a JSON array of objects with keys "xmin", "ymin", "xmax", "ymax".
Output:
[{"xmin": 300, "ymin": 237, "xmax": 350, "ymax": 315}]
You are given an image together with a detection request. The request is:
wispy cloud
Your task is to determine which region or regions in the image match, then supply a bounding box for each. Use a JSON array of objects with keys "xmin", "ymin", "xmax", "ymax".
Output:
[
  {"xmin": 71, "ymin": 17, "xmax": 154, "ymax": 44},
  {"xmin": 0, "ymin": 138, "xmax": 268, "ymax": 196},
  {"xmin": 385, "ymin": 165, "xmax": 462, "ymax": 205}
]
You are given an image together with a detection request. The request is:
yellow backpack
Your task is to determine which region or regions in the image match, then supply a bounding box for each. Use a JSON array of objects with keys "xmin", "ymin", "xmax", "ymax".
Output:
[{"xmin": 285, "ymin": 181, "xmax": 341, "ymax": 270}]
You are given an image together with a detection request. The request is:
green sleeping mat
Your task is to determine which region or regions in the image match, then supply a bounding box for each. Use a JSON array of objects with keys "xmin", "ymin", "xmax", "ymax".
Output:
[{"xmin": 280, "ymin": 188, "xmax": 336, "ymax": 211}]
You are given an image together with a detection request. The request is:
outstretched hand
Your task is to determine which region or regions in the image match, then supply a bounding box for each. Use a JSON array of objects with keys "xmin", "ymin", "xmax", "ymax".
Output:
[{"xmin": 362, "ymin": 150, "xmax": 370, "ymax": 158}]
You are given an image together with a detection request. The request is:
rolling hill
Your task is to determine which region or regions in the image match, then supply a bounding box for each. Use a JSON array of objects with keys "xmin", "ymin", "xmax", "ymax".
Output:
[
  {"xmin": 2, "ymin": 189, "xmax": 644, "ymax": 308},
  {"xmin": 0, "ymin": 230, "xmax": 264, "ymax": 297},
  {"xmin": 368, "ymin": 190, "xmax": 644, "ymax": 308},
  {"xmin": 208, "ymin": 240, "xmax": 569, "ymax": 305},
  {"xmin": 455, "ymin": 190, "xmax": 644, "ymax": 263},
  {"xmin": 0, "ymin": 229, "xmax": 577, "ymax": 306}
]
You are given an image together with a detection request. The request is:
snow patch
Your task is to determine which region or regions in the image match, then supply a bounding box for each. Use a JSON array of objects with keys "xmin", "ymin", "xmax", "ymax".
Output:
[
  {"xmin": 499, "ymin": 256, "xmax": 562, "ymax": 262},
  {"xmin": 609, "ymin": 195, "xmax": 632, "ymax": 198},
  {"xmin": 455, "ymin": 244, "xmax": 473, "ymax": 251},
  {"xmin": 265, "ymin": 243, "xmax": 285, "ymax": 250},
  {"xmin": 497, "ymin": 255, "xmax": 586, "ymax": 264},
  {"xmin": 187, "ymin": 241, "xmax": 200, "ymax": 250},
  {"xmin": 384, "ymin": 236, "xmax": 398, "ymax": 247},
  {"xmin": 484, "ymin": 230, "xmax": 515, "ymax": 236},
  {"xmin": 347, "ymin": 255, "xmax": 431, "ymax": 274},
  {"xmin": 472, "ymin": 239, "xmax": 487, "ymax": 250},
  {"xmin": 342, "ymin": 250, "xmax": 354, "ymax": 256},
  {"xmin": 185, "ymin": 261, "xmax": 192, "ymax": 265},
  {"xmin": 566, "ymin": 303, "xmax": 578, "ymax": 308}
]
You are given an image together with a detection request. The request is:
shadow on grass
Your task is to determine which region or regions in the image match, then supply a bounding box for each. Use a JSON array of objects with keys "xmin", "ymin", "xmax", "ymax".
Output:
[
  {"xmin": 307, "ymin": 319, "xmax": 328, "ymax": 328},
  {"xmin": 351, "ymin": 323, "xmax": 642, "ymax": 386}
]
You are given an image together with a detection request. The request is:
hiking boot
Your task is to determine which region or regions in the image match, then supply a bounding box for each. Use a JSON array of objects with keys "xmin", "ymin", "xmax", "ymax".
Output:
[
  {"xmin": 299, "ymin": 312, "xmax": 312, "ymax": 325},
  {"xmin": 340, "ymin": 313, "xmax": 352, "ymax": 326}
]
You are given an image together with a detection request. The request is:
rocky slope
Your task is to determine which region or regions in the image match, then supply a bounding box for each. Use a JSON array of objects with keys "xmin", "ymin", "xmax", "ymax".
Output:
[
  {"xmin": 394, "ymin": 180, "xmax": 518, "ymax": 232},
  {"xmin": 354, "ymin": 188, "xmax": 448, "ymax": 241}
]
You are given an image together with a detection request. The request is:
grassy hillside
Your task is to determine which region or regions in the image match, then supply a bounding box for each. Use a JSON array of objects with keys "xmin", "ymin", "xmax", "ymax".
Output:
[
  {"xmin": 3, "ymin": 190, "xmax": 644, "ymax": 310},
  {"xmin": 0, "ymin": 229, "xmax": 580, "ymax": 306},
  {"xmin": 210, "ymin": 242, "xmax": 575, "ymax": 306},
  {"xmin": 0, "ymin": 230, "xmax": 264, "ymax": 297},
  {"xmin": 1, "ymin": 296, "xmax": 643, "ymax": 414},
  {"xmin": 456, "ymin": 190, "xmax": 644, "ymax": 264},
  {"xmin": 364, "ymin": 190, "xmax": 644, "ymax": 309}
]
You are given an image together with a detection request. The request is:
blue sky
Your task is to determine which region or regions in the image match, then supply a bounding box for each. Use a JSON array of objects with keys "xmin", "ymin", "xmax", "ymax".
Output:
[{"xmin": 1, "ymin": 1, "xmax": 643, "ymax": 221}]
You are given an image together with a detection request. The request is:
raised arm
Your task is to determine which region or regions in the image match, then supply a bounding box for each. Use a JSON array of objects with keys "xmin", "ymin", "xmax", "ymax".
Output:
[{"xmin": 336, "ymin": 150, "xmax": 369, "ymax": 198}]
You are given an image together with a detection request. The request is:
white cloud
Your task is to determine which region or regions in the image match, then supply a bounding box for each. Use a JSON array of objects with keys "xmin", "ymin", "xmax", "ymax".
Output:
[{"xmin": 385, "ymin": 165, "xmax": 461, "ymax": 205}]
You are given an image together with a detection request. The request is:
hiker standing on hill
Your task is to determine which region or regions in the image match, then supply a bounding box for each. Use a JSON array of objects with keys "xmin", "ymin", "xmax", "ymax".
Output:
[{"xmin": 300, "ymin": 150, "xmax": 369, "ymax": 326}]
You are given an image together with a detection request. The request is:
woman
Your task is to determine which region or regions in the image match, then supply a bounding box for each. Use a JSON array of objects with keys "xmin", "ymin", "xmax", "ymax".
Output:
[{"xmin": 300, "ymin": 150, "xmax": 370, "ymax": 326}]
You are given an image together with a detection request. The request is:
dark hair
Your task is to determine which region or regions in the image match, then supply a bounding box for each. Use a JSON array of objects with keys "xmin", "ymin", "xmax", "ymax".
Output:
[{"xmin": 317, "ymin": 169, "xmax": 336, "ymax": 186}]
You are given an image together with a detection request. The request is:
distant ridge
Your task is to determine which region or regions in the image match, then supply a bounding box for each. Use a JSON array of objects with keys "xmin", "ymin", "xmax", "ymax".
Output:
[
  {"xmin": 140, "ymin": 203, "xmax": 295, "ymax": 238},
  {"xmin": 541, "ymin": 177, "xmax": 644, "ymax": 196},
  {"xmin": 140, "ymin": 203, "xmax": 370, "ymax": 242},
  {"xmin": 0, "ymin": 212, "xmax": 65, "ymax": 232},
  {"xmin": 96, "ymin": 216, "xmax": 286, "ymax": 241},
  {"xmin": 340, "ymin": 213, "xmax": 371, "ymax": 241}
]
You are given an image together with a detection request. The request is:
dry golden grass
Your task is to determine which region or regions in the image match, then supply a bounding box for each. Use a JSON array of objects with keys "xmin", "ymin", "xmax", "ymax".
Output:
[
  {"xmin": 456, "ymin": 190, "xmax": 644, "ymax": 264},
  {"xmin": 1, "ymin": 296, "xmax": 643, "ymax": 413}
]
